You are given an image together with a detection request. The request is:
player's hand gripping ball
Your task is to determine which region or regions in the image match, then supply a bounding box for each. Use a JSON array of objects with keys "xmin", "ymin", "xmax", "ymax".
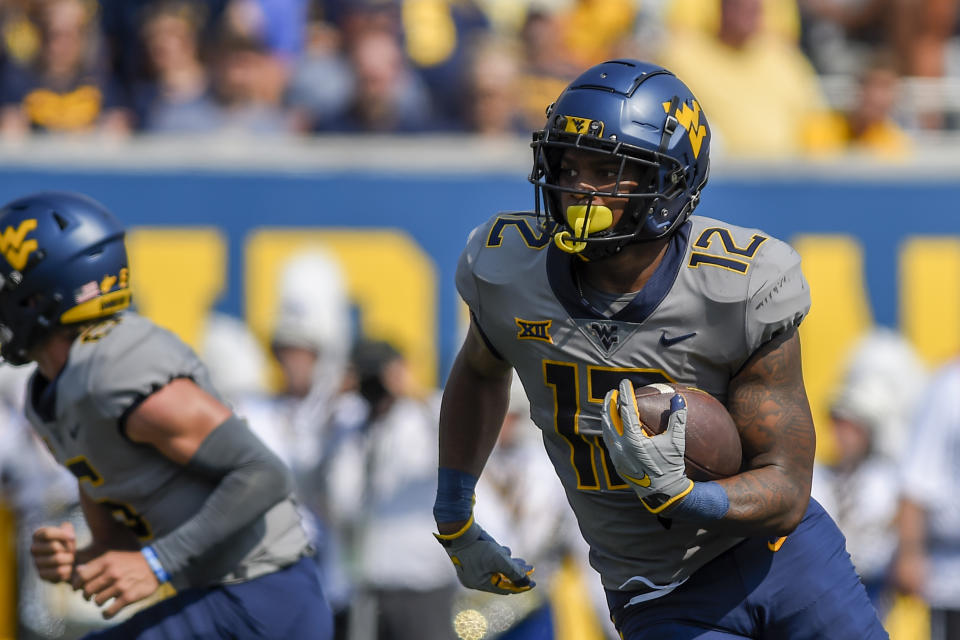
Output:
[
  {"xmin": 601, "ymin": 381, "xmax": 742, "ymax": 510},
  {"xmin": 631, "ymin": 382, "xmax": 742, "ymax": 480}
]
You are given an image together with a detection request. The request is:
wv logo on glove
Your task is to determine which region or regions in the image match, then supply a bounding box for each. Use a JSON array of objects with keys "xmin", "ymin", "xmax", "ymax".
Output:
[
  {"xmin": 601, "ymin": 379, "xmax": 694, "ymax": 514},
  {"xmin": 434, "ymin": 516, "xmax": 535, "ymax": 595}
]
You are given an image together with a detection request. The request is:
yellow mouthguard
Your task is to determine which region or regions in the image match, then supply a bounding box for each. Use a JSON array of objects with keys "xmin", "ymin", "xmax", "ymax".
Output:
[{"xmin": 553, "ymin": 205, "xmax": 613, "ymax": 254}]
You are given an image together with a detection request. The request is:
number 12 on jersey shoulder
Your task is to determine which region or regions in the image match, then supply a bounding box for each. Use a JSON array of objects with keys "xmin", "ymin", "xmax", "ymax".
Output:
[{"xmin": 543, "ymin": 361, "xmax": 673, "ymax": 492}]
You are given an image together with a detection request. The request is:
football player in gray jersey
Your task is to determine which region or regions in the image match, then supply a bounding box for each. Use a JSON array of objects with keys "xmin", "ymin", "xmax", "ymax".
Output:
[
  {"xmin": 434, "ymin": 60, "xmax": 889, "ymax": 639},
  {"xmin": 0, "ymin": 192, "xmax": 332, "ymax": 639}
]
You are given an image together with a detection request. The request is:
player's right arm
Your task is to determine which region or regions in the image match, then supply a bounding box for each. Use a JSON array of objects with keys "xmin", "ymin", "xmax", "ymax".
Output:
[
  {"xmin": 437, "ymin": 318, "xmax": 513, "ymax": 517},
  {"xmin": 433, "ymin": 317, "xmax": 535, "ymax": 594}
]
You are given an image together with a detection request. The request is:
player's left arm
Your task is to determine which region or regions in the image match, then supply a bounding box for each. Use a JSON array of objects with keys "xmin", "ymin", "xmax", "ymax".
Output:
[
  {"xmin": 74, "ymin": 378, "xmax": 294, "ymax": 618},
  {"xmin": 718, "ymin": 324, "xmax": 815, "ymax": 535}
]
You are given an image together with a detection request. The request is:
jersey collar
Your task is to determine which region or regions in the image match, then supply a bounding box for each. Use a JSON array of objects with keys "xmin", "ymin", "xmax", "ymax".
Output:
[{"xmin": 546, "ymin": 220, "xmax": 691, "ymax": 323}]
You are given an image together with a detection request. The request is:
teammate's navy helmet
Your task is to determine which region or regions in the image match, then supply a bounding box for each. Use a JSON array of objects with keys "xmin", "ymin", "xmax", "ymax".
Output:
[
  {"xmin": 0, "ymin": 191, "xmax": 130, "ymax": 365},
  {"xmin": 530, "ymin": 59, "xmax": 710, "ymax": 258}
]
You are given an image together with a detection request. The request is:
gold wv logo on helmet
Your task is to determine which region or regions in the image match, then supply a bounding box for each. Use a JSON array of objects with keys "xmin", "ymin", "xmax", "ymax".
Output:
[
  {"xmin": 0, "ymin": 219, "xmax": 38, "ymax": 271},
  {"xmin": 562, "ymin": 115, "xmax": 604, "ymax": 137},
  {"xmin": 662, "ymin": 100, "xmax": 707, "ymax": 159}
]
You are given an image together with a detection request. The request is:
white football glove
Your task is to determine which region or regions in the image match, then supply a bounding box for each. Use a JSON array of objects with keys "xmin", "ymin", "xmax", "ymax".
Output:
[
  {"xmin": 434, "ymin": 516, "xmax": 534, "ymax": 595},
  {"xmin": 601, "ymin": 379, "xmax": 694, "ymax": 513}
]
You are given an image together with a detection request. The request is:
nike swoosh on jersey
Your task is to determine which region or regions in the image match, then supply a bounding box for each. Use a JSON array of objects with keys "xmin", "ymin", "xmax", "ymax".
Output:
[
  {"xmin": 659, "ymin": 330, "xmax": 697, "ymax": 347},
  {"xmin": 622, "ymin": 471, "xmax": 652, "ymax": 487}
]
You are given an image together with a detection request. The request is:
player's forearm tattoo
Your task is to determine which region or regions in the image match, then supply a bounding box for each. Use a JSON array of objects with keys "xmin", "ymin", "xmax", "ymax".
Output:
[{"xmin": 723, "ymin": 328, "xmax": 816, "ymax": 532}]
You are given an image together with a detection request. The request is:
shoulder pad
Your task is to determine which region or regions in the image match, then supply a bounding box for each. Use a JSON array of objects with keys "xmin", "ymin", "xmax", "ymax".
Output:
[
  {"xmin": 72, "ymin": 314, "xmax": 212, "ymax": 422},
  {"xmin": 456, "ymin": 212, "xmax": 556, "ymax": 312}
]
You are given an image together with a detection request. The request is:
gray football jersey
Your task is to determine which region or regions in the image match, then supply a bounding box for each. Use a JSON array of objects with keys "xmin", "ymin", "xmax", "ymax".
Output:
[
  {"xmin": 457, "ymin": 213, "xmax": 811, "ymax": 595},
  {"xmin": 25, "ymin": 312, "xmax": 310, "ymax": 588}
]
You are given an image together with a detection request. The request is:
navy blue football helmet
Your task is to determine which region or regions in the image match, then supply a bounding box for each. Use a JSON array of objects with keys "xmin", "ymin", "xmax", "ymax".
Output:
[
  {"xmin": 530, "ymin": 59, "xmax": 711, "ymax": 259},
  {"xmin": 0, "ymin": 191, "xmax": 130, "ymax": 365}
]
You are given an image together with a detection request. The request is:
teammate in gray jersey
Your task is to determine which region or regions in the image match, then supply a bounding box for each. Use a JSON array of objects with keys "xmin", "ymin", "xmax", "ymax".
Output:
[
  {"xmin": 0, "ymin": 192, "xmax": 332, "ymax": 639},
  {"xmin": 434, "ymin": 60, "xmax": 889, "ymax": 638}
]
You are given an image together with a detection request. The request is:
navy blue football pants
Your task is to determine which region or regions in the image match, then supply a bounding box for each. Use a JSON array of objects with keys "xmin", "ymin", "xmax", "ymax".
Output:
[
  {"xmin": 606, "ymin": 499, "xmax": 888, "ymax": 639},
  {"xmin": 81, "ymin": 557, "xmax": 333, "ymax": 640}
]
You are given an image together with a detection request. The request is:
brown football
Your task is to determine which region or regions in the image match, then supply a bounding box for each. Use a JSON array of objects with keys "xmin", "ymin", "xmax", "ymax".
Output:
[{"xmin": 632, "ymin": 383, "xmax": 742, "ymax": 481}]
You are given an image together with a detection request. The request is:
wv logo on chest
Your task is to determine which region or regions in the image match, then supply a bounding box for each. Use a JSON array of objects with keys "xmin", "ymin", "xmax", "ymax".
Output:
[
  {"xmin": 590, "ymin": 322, "xmax": 619, "ymax": 350},
  {"xmin": 571, "ymin": 319, "xmax": 640, "ymax": 357}
]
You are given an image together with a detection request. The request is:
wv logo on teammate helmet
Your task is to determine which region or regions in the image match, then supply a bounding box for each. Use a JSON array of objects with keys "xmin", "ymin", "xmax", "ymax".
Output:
[
  {"xmin": 662, "ymin": 99, "xmax": 707, "ymax": 159},
  {"xmin": 0, "ymin": 218, "xmax": 38, "ymax": 270}
]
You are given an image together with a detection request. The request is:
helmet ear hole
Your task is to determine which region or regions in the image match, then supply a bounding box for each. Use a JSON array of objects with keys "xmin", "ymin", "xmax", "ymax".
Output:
[{"xmin": 53, "ymin": 212, "xmax": 69, "ymax": 230}]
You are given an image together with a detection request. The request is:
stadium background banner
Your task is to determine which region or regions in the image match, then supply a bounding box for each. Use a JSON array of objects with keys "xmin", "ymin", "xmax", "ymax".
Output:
[{"xmin": 0, "ymin": 139, "xmax": 957, "ymax": 463}]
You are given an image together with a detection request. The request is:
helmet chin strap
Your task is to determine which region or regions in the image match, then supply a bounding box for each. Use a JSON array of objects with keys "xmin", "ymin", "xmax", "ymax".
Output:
[{"xmin": 554, "ymin": 204, "xmax": 614, "ymax": 254}]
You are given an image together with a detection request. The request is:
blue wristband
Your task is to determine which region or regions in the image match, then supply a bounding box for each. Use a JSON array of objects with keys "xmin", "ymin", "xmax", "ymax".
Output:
[
  {"xmin": 141, "ymin": 545, "xmax": 171, "ymax": 584},
  {"xmin": 433, "ymin": 467, "xmax": 478, "ymax": 524},
  {"xmin": 667, "ymin": 481, "xmax": 729, "ymax": 521}
]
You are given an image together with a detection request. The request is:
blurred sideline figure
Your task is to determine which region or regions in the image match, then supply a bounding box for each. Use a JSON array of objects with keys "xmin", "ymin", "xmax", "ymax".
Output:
[
  {"xmin": 240, "ymin": 249, "xmax": 352, "ymax": 467},
  {"xmin": 235, "ymin": 248, "xmax": 357, "ymax": 635},
  {"xmin": 0, "ymin": 363, "xmax": 99, "ymax": 640},
  {"xmin": 892, "ymin": 355, "xmax": 960, "ymax": 640},
  {"xmin": 198, "ymin": 311, "xmax": 269, "ymax": 406},
  {"xmin": 811, "ymin": 328, "xmax": 927, "ymax": 617},
  {"xmin": 323, "ymin": 339, "xmax": 457, "ymax": 640}
]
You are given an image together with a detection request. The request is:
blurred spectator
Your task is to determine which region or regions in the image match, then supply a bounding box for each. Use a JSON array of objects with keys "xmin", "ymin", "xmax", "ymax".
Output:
[
  {"xmin": 556, "ymin": 0, "xmax": 637, "ymax": 69},
  {"xmin": 798, "ymin": 0, "xmax": 893, "ymax": 75},
  {"xmin": 892, "ymin": 357, "xmax": 960, "ymax": 639},
  {"xmin": 659, "ymin": 0, "xmax": 829, "ymax": 156},
  {"xmin": 892, "ymin": 0, "xmax": 957, "ymax": 129},
  {"xmin": 459, "ymin": 34, "xmax": 526, "ymax": 136},
  {"xmin": 0, "ymin": 0, "xmax": 130, "ymax": 137},
  {"xmin": 97, "ymin": 0, "xmax": 228, "ymax": 100},
  {"xmin": 667, "ymin": 0, "xmax": 802, "ymax": 43},
  {"xmin": 318, "ymin": 28, "xmax": 435, "ymax": 133},
  {"xmin": 811, "ymin": 328, "xmax": 927, "ymax": 616},
  {"xmin": 891, "ymin": 0, "xmax": 957, "ymax": 80},
  {"xmin": 803, "ymin": 51, "xmax": 911, "ymax": 157},
  {"xmin": 399, "ymin": 0, "xmax": 491, "ymax": 123},
  {"xmin": 324, "ymin": 339, "xmax": 456, "ymax": 640},
  {"xmin": 321, "ymin": 0, "xmax": 402, "ymax": 38},
  {"xmin": 132, "ymin": 1, "xmax": 221, "ymax": 133},
  {"xmin": 222, "ymin": 0, "xmax": 309, "ymax": 61},
  {"xmin": 209, "ymin": 31, "xmax": 295, "ymax": 134},
  {"xmin": 515, "ymin": 9, "xmax": 579, "ymax": 132},
  {"xmin": 0, "ymin": 0, "xmax": 41, "ymax": 66},
  {"xmin": 284, "ymin": 3, "xmax": 352, "ymax": 132}
]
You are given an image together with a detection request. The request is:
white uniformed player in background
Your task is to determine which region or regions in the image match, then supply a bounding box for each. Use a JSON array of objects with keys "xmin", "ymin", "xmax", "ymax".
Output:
[
  {"xmin": 892, "ymin": 356, "xmax": 960, "ymax": 640},
  {"xmin": 812, "ymin": 327, "xmax": 927, "ymax": 616},
  {"xmin": 0, "ymin": 191, "xmax": 332, "ymax": 639},
  {"xmin": 236, "ymin": 249, "xmax": 360, "ymax": 632},
  {"xmin": 433, "ymin": 59, "xmax": 888, "ymax": 639}
]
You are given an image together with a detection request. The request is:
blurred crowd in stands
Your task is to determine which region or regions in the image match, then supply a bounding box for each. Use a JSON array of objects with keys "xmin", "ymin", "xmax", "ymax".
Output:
[{"xmin": 0, "ymin": 0, "xmax": 959, "ymax": 156}]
